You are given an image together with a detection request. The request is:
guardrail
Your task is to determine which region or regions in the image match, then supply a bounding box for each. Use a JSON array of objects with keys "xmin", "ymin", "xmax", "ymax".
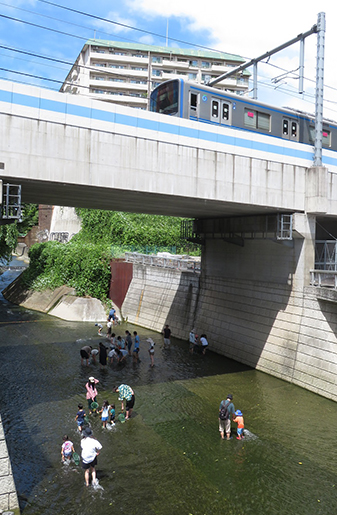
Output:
[
  {"xmin": 125, "ymin": 252, "xmax": 201, "ymax": 273},
  {"xmin": 310, "ymin": 269, "xmax": 337, "ymax": 289}
]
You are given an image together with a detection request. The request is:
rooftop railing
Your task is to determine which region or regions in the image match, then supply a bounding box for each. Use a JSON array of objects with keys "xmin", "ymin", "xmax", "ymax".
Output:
[
  {"xmin": 310, "ymin": 270, "xmax": 337, "ymax": 289},
  {"xmin": 125, "ymin": 252, "xmax": 201, "ymax": 273}
]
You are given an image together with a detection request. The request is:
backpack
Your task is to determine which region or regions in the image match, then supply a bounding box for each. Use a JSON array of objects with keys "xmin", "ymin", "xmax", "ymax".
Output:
[{"xmin": 219, "ymin": 401, "xmax": 230, "ymax": 420}]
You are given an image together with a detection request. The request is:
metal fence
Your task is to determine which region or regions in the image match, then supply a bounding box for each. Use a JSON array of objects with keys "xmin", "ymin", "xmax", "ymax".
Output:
[
  {"xmin": 310, "ymin": 270, "xmax": 337, "ymax": 289},
  {"xmin": 124, "ymin": 252, "xmax": 201, "ymax": 273}
]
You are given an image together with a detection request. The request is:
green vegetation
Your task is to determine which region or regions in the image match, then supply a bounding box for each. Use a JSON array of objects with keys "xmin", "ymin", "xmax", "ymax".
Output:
[
  {"xmin": 22, "ymin": 209, "xmax": 200, "ymax": 301},
  {"xmin": 0, "ymin": 203, "xmax": 39, "ymax": 264}
]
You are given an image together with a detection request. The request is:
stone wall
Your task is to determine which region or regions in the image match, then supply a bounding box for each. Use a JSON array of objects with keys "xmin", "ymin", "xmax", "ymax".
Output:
[
  {"xmin": 121, "ymin": 226, "xmax": 337, "ymax": 402},
  {"xmin": 121, "ymin": 264, "xmax": 200, "ymax": 339},
  {"xmin": 0, "ymin": 416, "xmax": 19, "ymax": 513}
]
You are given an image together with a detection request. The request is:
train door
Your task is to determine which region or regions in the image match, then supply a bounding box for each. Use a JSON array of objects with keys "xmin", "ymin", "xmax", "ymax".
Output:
[
  {"xmin": 211, "ymin": 98, "xmax": 231, "ymax": 125},
  {"xmin": 211, "ymin": 98, "xmax": 220, "ymax": 123},
  {"xmin": 282, "ymin": 117, "xmax": 299, "ymax": 142},
  {"xmin": 189, "ymin": 91, "xmax": 199, "ymax": 119},
  {"xmin": 221, "ymin": 100, "xmax": 231, "ymax": 125}
]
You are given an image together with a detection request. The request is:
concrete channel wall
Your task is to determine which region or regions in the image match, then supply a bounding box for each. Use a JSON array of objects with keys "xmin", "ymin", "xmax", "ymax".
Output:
[
  {"xmin": 122, "ymin": 251, "xmax": 337, "ymax": 403},
  {"xmin": 0, "ymin": 415, "xmax": 19, "ymax": 514}
]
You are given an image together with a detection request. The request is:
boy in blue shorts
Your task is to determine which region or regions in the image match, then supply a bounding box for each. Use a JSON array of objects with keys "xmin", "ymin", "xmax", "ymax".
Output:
[{"xmin": 75, "ymin": 403, "xmax": 86, "ymax": 433}]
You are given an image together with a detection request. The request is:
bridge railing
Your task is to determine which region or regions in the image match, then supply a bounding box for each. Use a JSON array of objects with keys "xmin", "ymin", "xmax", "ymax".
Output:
[
  {"xmin": 310, "ymin": 269, "xmax": 337, "ymax": 289},
  {"xmin": 124, "ymin": 252, "xmax": 201, "ymax": 273}
]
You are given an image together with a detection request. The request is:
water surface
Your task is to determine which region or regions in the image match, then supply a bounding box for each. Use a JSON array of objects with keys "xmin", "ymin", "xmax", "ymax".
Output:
[{"xmin": 1, "ymin": 267, "xmax": 337, "ymax": 515}]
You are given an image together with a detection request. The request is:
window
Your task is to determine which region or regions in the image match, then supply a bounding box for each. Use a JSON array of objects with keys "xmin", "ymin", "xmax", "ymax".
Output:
[
  {"xmin": 191, "ymin": 93, "xmax": 198, "ymax": 110},
  {"xmin": 114, "ymin": 52, "xmax": 125, "ymax": 56},
  {"xmin": 132, "ymin": 53, "xmax": 146, "ymax": 58},
  {"xmin": 309, "ymin": 126, "xmax": 331, "ymax": 147},
  {"xmin": 188, "ymin": 73, "xmax": 197, "ymax": 80},
  {"xmin": 110, "ymin": 65, "xmax": 125, "ymax": 69},
  {"xmin": 202, "ymin": 74, "xmax": 211, "ymax": 83},
  {"xmin": 152, "ymin": 69, "xmax": 162, "ymax": 77},
  {"xmin": 150, "ymin": 81, "xmax": 179, "ymax": 115},
  {"xmin": 152, "ymin": 56, "xmax": 162, "ymax": 63},
  {"xmin": 222, "ymin": 103, "xmax": 230, "ymax": 121},
  {"xmin": 212, "ymin": 100, "xmax": 219, "ymax": 119},
  {"xmin": 283, "ymin": 119, "xmax": 289, "ymax": 135},
  {"xmin": 189, "ymin": 60, "xmax": 198, "ymax": 67},
  {"xmin": 283, "ymin": 117, "xmax": 299, "ymax": 141},
  {"xmin": 244, "ymin": 108, "xmax": 270, "ymax": 131},
  {"xmin": 131, "ymin": 67, "xmax": 147, "ymax": 71},
  {"xmin": 201, "ymin": 61, "xmax": 211, "ymax": 68}
]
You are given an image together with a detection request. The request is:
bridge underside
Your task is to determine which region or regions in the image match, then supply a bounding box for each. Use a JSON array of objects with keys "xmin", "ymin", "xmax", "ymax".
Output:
[{"xmin": 0, "ymin": 176, "xmax": 293, "ymax": 219}]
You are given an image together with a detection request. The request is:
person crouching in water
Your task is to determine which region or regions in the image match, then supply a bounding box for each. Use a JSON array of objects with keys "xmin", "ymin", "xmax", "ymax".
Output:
[{"xmin": 233, "ymin": 410, "xmax": 244, "ymax": 440}]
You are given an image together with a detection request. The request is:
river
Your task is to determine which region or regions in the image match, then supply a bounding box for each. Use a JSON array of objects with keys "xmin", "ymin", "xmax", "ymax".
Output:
[{"xmin": 1, "ymin": 264, "xmax": 337, "ymax": 515}]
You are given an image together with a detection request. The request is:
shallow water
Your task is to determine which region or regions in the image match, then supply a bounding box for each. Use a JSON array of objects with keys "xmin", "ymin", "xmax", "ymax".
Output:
[{"xmin": 1, "ymin": 267, "xmax": 337, "ymax": 515}]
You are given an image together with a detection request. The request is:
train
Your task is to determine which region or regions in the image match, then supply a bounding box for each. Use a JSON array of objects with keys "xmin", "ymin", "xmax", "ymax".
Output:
[{"xmin": 149, "ymin": 78, "xmax": 337, "ymax": 152}]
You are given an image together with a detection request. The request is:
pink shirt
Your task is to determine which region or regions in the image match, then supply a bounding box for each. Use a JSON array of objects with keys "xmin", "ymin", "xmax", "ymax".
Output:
[{"xmin": 85, "ymin": 379, "xmax": 99, "ymax": 400}]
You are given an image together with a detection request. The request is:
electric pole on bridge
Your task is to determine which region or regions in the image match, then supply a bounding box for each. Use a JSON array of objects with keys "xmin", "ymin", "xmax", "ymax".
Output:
[{"xmin": 208, "ymin": 12, "xmax": 326, "ymax": 168}]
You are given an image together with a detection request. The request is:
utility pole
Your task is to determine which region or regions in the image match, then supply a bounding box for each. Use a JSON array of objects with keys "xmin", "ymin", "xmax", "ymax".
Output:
[{"xmin": 314, "ymin": 12, "xmax": 326, "ymax": 167}]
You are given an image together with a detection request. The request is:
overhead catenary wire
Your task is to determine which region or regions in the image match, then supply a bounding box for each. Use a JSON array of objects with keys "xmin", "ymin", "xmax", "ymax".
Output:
[{"xmin": 0, "ymin": 3, "xmax": 337, "ymax": 116}]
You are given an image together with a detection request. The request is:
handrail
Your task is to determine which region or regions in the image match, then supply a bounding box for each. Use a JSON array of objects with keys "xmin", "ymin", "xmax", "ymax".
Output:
[
  {"xmin": 310, "ymin": 269, "xmax": 337, "ymax": 289},
  {"xmin": 124, "ymin": 252, "xmax": 201, "ymax": 273}
]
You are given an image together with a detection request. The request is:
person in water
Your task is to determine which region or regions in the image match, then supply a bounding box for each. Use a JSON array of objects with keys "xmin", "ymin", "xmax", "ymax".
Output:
[
  {"xmin": 61, "ymin": 435, "xmax": 75, "ymax": 462},
  {"xmin": 81, "ymin": 427, "xmax": 102, "ymax": 487},
  {"xmin": 85, "ymin": 377, "xmax": 99, "ymax": 414}
]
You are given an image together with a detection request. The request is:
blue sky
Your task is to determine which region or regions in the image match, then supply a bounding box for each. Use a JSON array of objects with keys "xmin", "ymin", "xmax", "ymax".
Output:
[{"xmin": 0, "ymin": 0, "xmax": 337, "ymax": 120}]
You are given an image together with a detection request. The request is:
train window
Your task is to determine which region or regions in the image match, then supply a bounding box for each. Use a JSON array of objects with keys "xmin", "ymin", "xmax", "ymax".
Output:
[
  {"xmin": 244, "ymin": 109, "xmax": 270, "ymax": 131},
  {"xmin": 323, "ymin": 130, "xmax": 331, "ymax": 146},
  {"xmin": 282, "ymin": 117, "xmax": 299, "ymax": 141},
  {"xmin": 190, "ymin": 93, "xmax": 198, "ymax": 110},
  {"xmin": 309, "ymin": 126, "xmax": 331, "ymax": 147},
  {"xmin": 221, "ymin": 101, "xmax": 231, "ymax": 125},
  {"xmin": 244, "ymin": 109, "xmax": 256, "ymax": 129},
  {"xmin": 291, "ymin": 122, "xmax": 298, "ymax": 138},
  {"xmin": 189, "ymin": 91, "xmax": 199, "ymax": 118},
  {"xmin": 212, "ymin": 100, "xmax": 219, "ymax": 119},
  {"xmin": 222, "ymin": 103, "xmax": 229, "ymax": 121},
  {"xmin": 257, "ymin": 112, "xmax": 270, "ymax": 131},
  {"xmin": 283, "ymin": 119, "xmax": 289, "ymax": 135}
]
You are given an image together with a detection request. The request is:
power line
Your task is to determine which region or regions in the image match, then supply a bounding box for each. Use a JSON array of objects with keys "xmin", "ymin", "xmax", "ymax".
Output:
[
  {"xmin": 35, "ymin": 0, "xmax": 231, "ymax": 55},
  {"xmin": 1, "ymin": 3, "xmax": 337, "ymax": 115}
]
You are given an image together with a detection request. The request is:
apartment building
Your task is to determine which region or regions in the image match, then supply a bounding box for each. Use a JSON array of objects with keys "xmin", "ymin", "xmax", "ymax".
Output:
[{"xmin": 60, "ymin": 39, "xmax": 250, "ymax": 109}]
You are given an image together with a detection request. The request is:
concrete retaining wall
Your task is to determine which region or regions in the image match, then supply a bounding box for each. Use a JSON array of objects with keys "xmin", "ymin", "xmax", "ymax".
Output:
[
  {"xmin": 0, "ymin": 416, "xmax": 19, "ymax": 514},
  {"xmin": 122, "ymin": 235, "xmax": 337, "ymax": 402},
  {"xmin": 121, "ymin": 264, "xmax": 200, "ymax": 339}
]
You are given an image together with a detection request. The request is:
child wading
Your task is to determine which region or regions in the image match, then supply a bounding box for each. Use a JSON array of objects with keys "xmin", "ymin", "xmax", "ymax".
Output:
[
  {"xmin": 99, "ymin": 400, "xmax": 110, "ymax": 429},
  {"xmin": 233, "ymin": 410, "xmax": 244, "ymax": 440},
  {"xmin": 75, "ymin": 403, "xmax": 86, "ymax": 433},
  {"xmin": 61, "ymin": 435, "xmax": 75, "ymax": 462}
]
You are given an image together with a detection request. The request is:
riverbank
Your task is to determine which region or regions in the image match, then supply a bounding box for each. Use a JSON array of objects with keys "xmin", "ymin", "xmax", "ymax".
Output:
[{"xmin": 2, "ymin": 274, "xmax": 107, "ymax": 322}]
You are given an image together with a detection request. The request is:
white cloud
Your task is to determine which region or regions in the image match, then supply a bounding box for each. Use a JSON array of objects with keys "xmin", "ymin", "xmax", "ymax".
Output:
[{"xmin": 127, "ymin": 0, "xmax": 337, "ymax": 118}]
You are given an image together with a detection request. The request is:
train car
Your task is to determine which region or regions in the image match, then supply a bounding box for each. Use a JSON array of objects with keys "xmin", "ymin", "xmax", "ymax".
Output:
[{"xmin": 149, "ymin": 78, "xmax": 337, "ymax": 152}]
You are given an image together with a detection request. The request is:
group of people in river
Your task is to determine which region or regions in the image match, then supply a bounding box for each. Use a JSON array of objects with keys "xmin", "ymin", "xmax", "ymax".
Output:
[{"xmin": 61, "ymin": 376, "xmax": 136, "ymax": 487}]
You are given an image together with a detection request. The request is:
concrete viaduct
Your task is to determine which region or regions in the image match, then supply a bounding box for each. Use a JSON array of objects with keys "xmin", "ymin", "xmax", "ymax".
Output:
[{"xmin": 1, "ymin": 78, "xmax": 337, "ymax": 405}]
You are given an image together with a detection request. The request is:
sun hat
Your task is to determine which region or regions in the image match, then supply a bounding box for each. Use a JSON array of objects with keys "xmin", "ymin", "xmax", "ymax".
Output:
[
  {"xmin": 83, "ymin": 427, "xmax": 93, "ymax": 437},
  {"xmin": 235, "ymin": 410, "xmax": 242, "ymax": 416}
]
